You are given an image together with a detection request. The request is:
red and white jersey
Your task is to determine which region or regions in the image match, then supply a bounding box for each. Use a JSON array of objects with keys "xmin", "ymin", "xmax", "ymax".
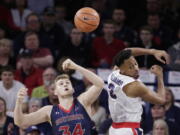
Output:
[{"xmin": 107, "ymin": 70, "xmax": 143, "ymax": 123}]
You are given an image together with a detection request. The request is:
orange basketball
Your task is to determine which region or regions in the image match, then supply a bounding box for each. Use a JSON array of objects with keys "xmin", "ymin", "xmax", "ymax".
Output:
[{"xmin": 74, "ymin": 7, "xmax": 100, "ymax": 32}]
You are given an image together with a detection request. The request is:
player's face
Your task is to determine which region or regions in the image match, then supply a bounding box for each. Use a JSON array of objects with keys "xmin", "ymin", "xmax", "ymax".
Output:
[
  {"xmin": 120, "ymin": 56, "xmax": 139, "ymax": 79},
  {"xmin": 55, "ymin": 78, "xmax": 74, "ymax": 97},
  {"xmin": 153, "ymin": 124, "xmax": 166, "ymax": 135}
]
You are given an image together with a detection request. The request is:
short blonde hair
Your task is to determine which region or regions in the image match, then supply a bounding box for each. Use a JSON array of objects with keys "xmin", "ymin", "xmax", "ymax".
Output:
[
  {"xmin": 153, "ymin": 119, "xmax": 169, "ymax": 135},
  {"xmin": 54, "ymin": 74, "xmax": 70, "ymax": 83}
]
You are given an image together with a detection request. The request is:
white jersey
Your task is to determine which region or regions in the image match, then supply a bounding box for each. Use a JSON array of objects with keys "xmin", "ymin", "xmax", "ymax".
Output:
[{"xmin": 107, "ymin": 70, "xmax": 143, "ymax": 123}]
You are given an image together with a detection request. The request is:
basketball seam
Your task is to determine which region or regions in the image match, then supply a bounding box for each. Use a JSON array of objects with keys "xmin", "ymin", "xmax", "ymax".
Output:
[
  {"xmin": 75, "ymin": 15, "xmax": 98, "ymax": 27},
  {"xmin": 78, "ymin": 12, "xmax": 99, "ymax": 19}
]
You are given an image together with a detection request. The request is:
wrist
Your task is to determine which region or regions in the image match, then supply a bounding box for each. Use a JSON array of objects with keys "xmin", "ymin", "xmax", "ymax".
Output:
[{"xmin": 149, "ymin": 49, "xmax": 156, "ymax": 55}]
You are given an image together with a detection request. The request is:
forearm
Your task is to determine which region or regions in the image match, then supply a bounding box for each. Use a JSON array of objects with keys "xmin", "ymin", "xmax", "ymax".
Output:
[
  {"xmin": 156, "ymin": 75, "xmax": 166, "ymax": 101},
  {"xmin": 126, "ymin": 48, "xmax": 155, "ymax": 56},
  {"xmin": 14, "ymin": 101, "xmax": 27, "ymax": 128},
  {"xmin": 76, "ymin": 65, "xmax": 104, "ymax": 88},
  {"xmin": 33, "ymin": 56, "xmax": 54, "ymax": 67}
]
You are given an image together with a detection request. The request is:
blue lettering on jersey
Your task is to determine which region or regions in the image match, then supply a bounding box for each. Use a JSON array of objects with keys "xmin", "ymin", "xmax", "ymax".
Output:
[{"xmin": 110, "ymin": 74, "xmax": 123, "ymax": 86}]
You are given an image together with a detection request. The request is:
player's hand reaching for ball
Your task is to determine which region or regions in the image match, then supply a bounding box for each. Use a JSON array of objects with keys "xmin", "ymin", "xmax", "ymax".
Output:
[
  {"xmin": 62, "ymin": 59, "xmax": 79, "ymax": 71},
  {"xmin": 152, "ymin": 49, "xmax": 170, "ymax": 64},
  {"xmin": 17, "ymin": 88, "xmax": 27, "ymax": 103},
  {"xmin": 150, "ymin": 65, "xmax": 163, "ymax": 77}
]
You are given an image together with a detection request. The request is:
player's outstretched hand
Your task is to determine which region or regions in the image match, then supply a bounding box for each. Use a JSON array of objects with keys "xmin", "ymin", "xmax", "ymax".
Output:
[
  {"xmin": 150, "ymin": 65, "xmax": 163, "ymax": 77},
  {"xmin": 152, "ymin": 50, "xmax": 170, "ymax": 64},
  {"xmin": 62, "ymin": 59, "xmax": 78, "ymax": 71},
  {"xmin": 17, "ymin": 88, "xmax": 27, "ymax": 103}
]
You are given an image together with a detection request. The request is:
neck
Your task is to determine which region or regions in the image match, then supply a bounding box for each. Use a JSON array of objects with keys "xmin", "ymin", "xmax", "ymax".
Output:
[
  {"xmin": 104, "ymin": 35, "xmax": 113, "ymax": 44},
  {"xmin": 3, "ymin": 82, "xmax": 13, "ymax": 90},
  {"xmin": 58, "ymin": 96, "xmax": 74, "ymax": 109}
]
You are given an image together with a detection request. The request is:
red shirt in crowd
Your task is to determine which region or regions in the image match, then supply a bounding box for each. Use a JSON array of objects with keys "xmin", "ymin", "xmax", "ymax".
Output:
[
  {"xmin": 14, "ymin": 67, "xmax": 43, "ymax": 96},
  {"xmin": 91, "ymin": 37, "xmax": 126, "ymax": 67}
]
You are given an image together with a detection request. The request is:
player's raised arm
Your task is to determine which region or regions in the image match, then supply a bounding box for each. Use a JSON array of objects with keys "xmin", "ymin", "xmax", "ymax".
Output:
[
  {"xmin": 14, "ymin": 88, "xmax": 52, "ymax": 128},
  {"xmin": 125, "ymin": 48, "xmax": 170, "ymax": 64},
  {"xmin": 123, "ymin": 65, "xmax": 166, "ymax": 104},
  {"xmin": 62, "ymin": 59, "xmax": 104, "ymax": 106}
]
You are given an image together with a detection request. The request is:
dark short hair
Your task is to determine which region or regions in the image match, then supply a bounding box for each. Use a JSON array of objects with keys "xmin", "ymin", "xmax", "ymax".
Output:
[
  {"xmin": 24, "ymin": 31, "xmax": 38, "ymax": 40},
  {"xmin": 113, "ymin": 49, "xmax": 132, "ymax": 67},
  {"xmin": 25, "ymin": 12, "xmax": 40, "ymax": 24},
  {"xmin": 0, "ymin": 65, "xmax": 14, "ymax": 74},
  {"xmin": 140, "ymin": 25, "xmax": 153, "ymax": 34}
]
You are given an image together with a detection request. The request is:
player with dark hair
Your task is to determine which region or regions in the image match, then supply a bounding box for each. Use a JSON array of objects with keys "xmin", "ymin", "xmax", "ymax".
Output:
[
  {"xmin": 14, "ymin": 59, "xmax": 104, "ymax": 135},
  {"xmin": 107, "ymin": 48, "xmax": 169, "ymax": 135}
]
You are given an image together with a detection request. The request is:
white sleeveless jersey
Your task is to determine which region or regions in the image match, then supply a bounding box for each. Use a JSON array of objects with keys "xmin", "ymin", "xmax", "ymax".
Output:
[{"xmin": 107, "ymin": 70, "xmax": 143, "ymax": 123}]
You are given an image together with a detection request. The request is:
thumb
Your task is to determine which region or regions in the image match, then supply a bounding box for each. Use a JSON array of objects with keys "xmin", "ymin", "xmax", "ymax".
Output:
[{"xmin": 156, "ymin": 57, "xmax": 165, "ymax": 64}]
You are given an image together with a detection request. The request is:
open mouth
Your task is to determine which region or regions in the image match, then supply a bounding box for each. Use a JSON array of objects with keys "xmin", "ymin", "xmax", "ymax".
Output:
[{"xmin": 65, "ymin": 88, "xmax": 69, "ymax": 91}]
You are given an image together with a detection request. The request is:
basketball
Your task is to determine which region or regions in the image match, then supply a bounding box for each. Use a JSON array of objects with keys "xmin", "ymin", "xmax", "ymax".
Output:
[{"xmin": 74, "ymin": 7, "xmax": 100, "ymax": 32}]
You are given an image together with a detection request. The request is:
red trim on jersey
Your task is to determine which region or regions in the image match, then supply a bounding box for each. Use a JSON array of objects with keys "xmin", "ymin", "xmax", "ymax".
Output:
[
  {"xmin": 112, "ymin": 122, "xmax": 140, "ymax": 128},
  {"xmin": 132, "ymin": 128, "xmax": 137, "ymax": 135},
  {"xmin": 58, "ymin": 103, "xmax": 74, "ymax": 113}
]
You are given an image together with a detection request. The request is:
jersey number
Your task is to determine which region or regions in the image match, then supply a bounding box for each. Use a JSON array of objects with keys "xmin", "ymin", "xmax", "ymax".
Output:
[
  {"xmin": 59, "ymin": 123, "xmax": 84, "ymax": 135},
  {"xmin": 108, "ymin": 83, "xmax": 117, "ymax": 99}
]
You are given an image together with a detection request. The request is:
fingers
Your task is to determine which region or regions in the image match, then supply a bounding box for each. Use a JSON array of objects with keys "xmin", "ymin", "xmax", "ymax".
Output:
[
  {"xmin": 62, "ymin": 59, "xmax": 71, "ymax": 71},
  {"xmin": 164, "ymin": 53, "xmax": 170, "ymax": 64}
]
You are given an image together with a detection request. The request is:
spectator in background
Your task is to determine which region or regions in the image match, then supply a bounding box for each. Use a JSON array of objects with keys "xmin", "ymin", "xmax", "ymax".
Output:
[
  {"xmin": 60, "ymin": 27, "xmax": 91, "ymax": 67},
  {"xmin": 91, "ymin": 20, "xmax": 126, "ymax": 68},
  {"xmin": 90, "ymin": 99, "xmax": 107, "ymax": 132},
  {"xmin": 27, "ymin": 98, "xmax": 53, "ymax": 135},
  {"xmin": 0, "ymin": 97, "xmax": 15, "ymax": 134},
  {"xmin": 0, "ymin": 66, "xmax": 25, "ymax": 115},
  {"xmin": 40, "ymin": 7, "xmax": 66, "ymax": 58},
  {"xmin": 147, "ymin": 13, "xmax": 172, "ymax": 49},
  {"xmin": 168, "ymin": 28, "xmax": 180, "ymax": 71},
  {"xmin": 11, "ymin": 0, "xmax": 32, "ymax": 31},
  {"xmin": 41, "ymin": 82, "xmax": 59, "ymax": 106},
  {"xmin": 32, "ymin": 67, "xmax": 57, "ymax": 98},
  {"xmin": 164, "ymin": 88, "xmax": 180, "ymax": 125},
  {"xmin": 15, "ymin": 49, "xmax": 43, "ymax": 96},
  {"xmin": 135, "ymin": 26, "xmax": 164, "ymax": 68},
  {"xmin": 25, "ymin": 126, "xmax": 41, "ymax": 135},
  {"xmin": 27, "ymin": 0, "xmax": 54, "ymax": 14},
  {"xmin": 17, "ymin": 32, "xmax": 54, "ymax": 69},
  {"xmin": 55, "ymin": 4, "xmax": 73, "ymax": 35},
  {"xmin": 0, "ymin": 38, "xmax": 16, "ymax": 69},
  {"xmin": 152, "ymin": 119, "xmax": 169, "ymax": 135},
  {"xmin": 112, "ymin": 8, "xmax": 136, "ymax": 46},
  {"xmin": 0, "ymin": 26, "xmax": 6, "ymax": 40},
  {"xmin": 144, "ymin": 104, "xmax": 179, "ymax": 135},
  {"xmin": 0, "ymin": 3, "xmax": 19, "ymax": 33}
]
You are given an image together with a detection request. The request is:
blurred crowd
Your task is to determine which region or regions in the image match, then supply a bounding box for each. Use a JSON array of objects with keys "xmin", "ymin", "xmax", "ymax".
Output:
[{"xmin": 0, "ymin": 0, "xmax": 180, "ymax": 134}]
